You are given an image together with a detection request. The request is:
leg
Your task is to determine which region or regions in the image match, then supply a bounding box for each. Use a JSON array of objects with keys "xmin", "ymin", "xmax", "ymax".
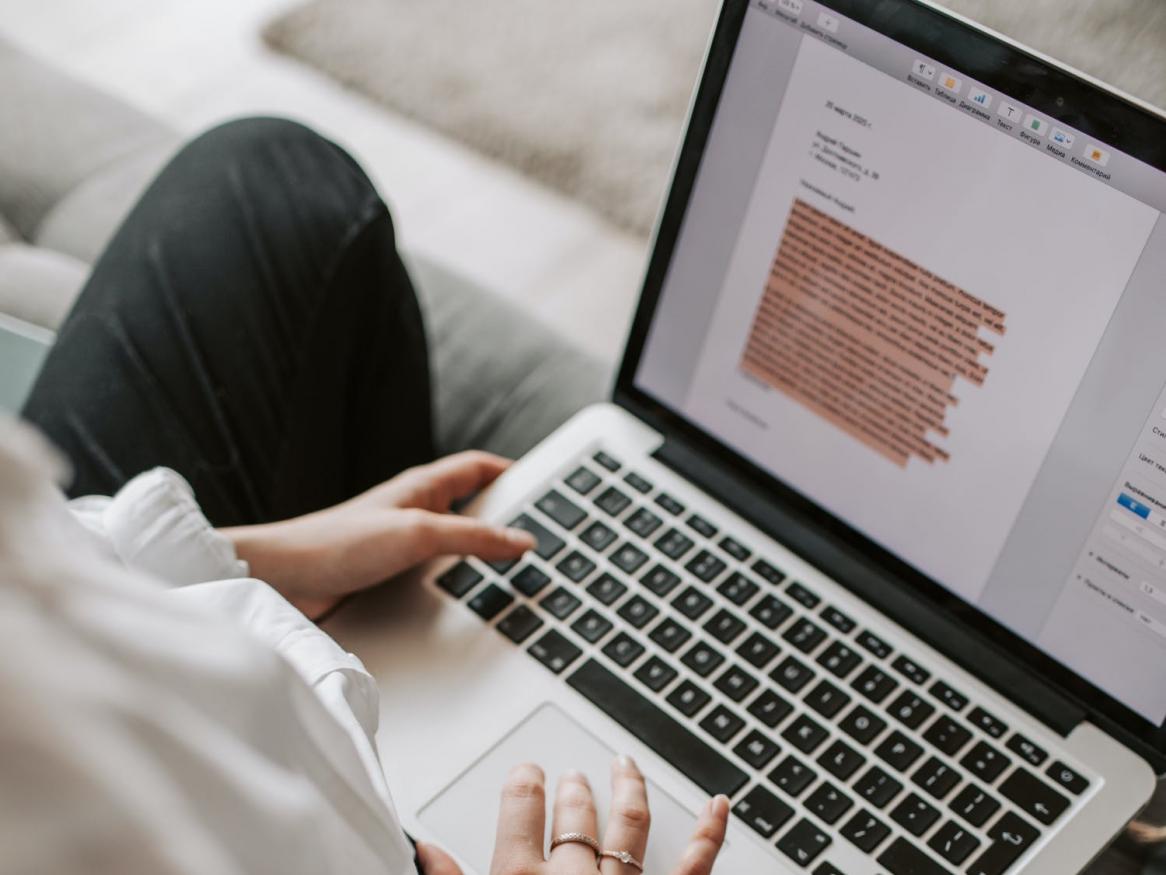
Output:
[{"xmin": 23, "ymin": 117, "xmax": 434, "ymax": 527}]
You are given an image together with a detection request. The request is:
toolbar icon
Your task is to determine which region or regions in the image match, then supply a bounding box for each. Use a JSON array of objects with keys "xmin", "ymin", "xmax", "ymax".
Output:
[
  {"xmin": 777, "ymin": 0, "xmax": 803, "ymax": 15},
  {"xmin": 817, "ymin": 11, "xmax": 840, "ymax": 32},
  {"xmin": 997, "ymin": 101, "xmax": 1023, "ymax": 124},
  {"xmin": 968, "ymin": 87, "xmax": 992, "ymax": 109},
  {"xmin": 1085, "ymin": 144, "xmax": 1111, "ymax": 166},
  {"xmin": 939, "ymin": 72, "xmax": 962, "ymax": 94},
  {"xmin": 1050, "ymin": 128, "xmax": 1075, "ymax": 148},
  {"xmin": 1023, "ymin": 114, "xmax": 1048, "ymax": 137},
  {"xmin": 912, "ymin": 59, "xmax": 936, "ymax": 81}
]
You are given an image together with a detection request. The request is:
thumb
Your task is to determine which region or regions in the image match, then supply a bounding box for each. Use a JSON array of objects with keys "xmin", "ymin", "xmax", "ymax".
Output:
[
  {"xmin": 416, "ymin": 841, "xmax": 465, "ymax": 875},
  {"xmin": 417, "ymin": 512, "xmax": 537, "ymax": 562}
]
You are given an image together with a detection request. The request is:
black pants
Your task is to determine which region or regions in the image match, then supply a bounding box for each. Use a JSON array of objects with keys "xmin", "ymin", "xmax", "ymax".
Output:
[{"xmin": 23, "ymin": 117, "xmax": 435, "ymax": 527}]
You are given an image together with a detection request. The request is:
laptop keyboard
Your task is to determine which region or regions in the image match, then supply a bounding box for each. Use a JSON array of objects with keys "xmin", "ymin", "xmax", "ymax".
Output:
[{"xmin": 436, "ymin": 450, "xmax": 1092, "ymax": 874}]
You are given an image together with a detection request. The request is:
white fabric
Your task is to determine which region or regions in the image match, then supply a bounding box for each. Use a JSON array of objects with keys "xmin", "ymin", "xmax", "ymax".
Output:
[{"xmin": 0, "ymin": 415, "xmax": 416, "ymax": 875}]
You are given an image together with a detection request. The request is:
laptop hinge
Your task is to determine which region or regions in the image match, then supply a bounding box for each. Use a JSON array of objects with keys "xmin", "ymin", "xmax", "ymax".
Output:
[{"xmin": 651, "ymin": 433, "xmax": 1088, "ymax": 738}]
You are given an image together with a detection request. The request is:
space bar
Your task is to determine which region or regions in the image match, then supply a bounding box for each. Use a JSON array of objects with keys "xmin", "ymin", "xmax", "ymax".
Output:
[{"xmin": 566, "ymin": 659, "xmax": 749, "ymax": 797}]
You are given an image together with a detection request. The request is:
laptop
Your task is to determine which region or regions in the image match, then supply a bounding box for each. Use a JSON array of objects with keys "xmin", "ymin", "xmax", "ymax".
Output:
[{"xmin": 335, "ymin": 1, "xmax": 1166, "ymax": 872}]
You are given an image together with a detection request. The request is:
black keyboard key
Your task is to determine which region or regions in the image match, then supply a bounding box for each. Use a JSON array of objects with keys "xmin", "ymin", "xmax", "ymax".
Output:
[
  {"xmin": 891, "ymin": 792, "xmax": 940, "ymax": 836},
  {"xmin": 681, "ymin": 641, "xmax": 725, "ymax": 677},
  {"xmin": 852, "ymin": 665, "xmax": 899, "ymax": 704},
  {"xmin": 968, "ymin": 706, "xmax": 1008, "ymax": 739},
  {"xmin": 705, "ymin": 608, "xmax": 747, "ymax": 643},
  {"xmin": 752, "ymin": 558, "xmax": 786, "ymax": 585},
  {"xmin": 961, "ymin": 741, "xmax": 1009, "ymax": 783},
  {"xmin": 509, "ymin": 513, "xmax": 565, "ymax": 560},
  {"xmin": 783, "ymin": 618, "xmax": 828, "ymax": 654},
  {"xmin": 719, "ymin": 535, "xmax": 751, "ymax": 562},
  {"xmin": 529, "ymin": 630, "xmax": 582, "ymax": 674},
  {"xmin": 805, "ymin": 679, "xmax": 851, "ymax": 719},
  {"xmin": 813, "ymin": 865, "xmax": 845, "ymax": 875},
  {"xmin": 436, "ymin": 561, "xmax": 483, "ymax": 597},
  {"xmin": 586, "ymin": 572, "xmax": 627, "ymax": 605},
  {"xmin": 468, "ymin": 583, "xmax": 514, "ymax": 620},
  {"xmin": 783, "ymin": 713, "xmax": 829, "ymax": 753},
  {"xmin": 718, "ymin": 571, "xmax": 760, "ymax": 606},
  {"xmin": 887, "ymin": 691, "xmax": 935, "ymax": 730},
  {"xmin": 565, "ymin": 465, "xmax": 602, "ymax": 495},
  {"xmin": 891, "ymin": 655, "xmax": 930, "ymax": 686},
  {"xmin": 787, "ymin": 581, "xmax": 821, "ymax": 609},
  {"xmin": 737, "ymin": 631, "xmax": 781, "ymax": 668},
  {"xmin": 687, "ymin": 514, "xmax": 718, "ymax": 538},
  {"xmin": 769, "ymin": 755, "xmax": 818, "ymax": 797},
  {"xmin": 772, "ymin": 655, "xmax": 815, "ymax": 693},
  {"xmin": 579, "ymin": 520, "xmax": 617, "ymax": 552},
  {"xmin": 674, "ymin": 585, "xmax": 714, "ymax": 619},
  {"xmin": 634, "ymin": 655, "xmax": 678, "ymax": 692},
  {"xmin": 592, "ymin": 450, "xmax": 621, "ymax": 471},
  {"xmin": 819, "ymin": 738, "xmax": 866, "ymax": 781},
  {"xmin": 510, "ymin": 564, "xmax": 551, "ymax": 598},
  {"xmin": 912, "ymin": 756, "xmax": 961, "ymax": 800},
  {"xmin": 624, "ymin": 506, "xmax": 662, "ymax": 538},
  {"xmin": 734, "ymin": 730, "xmax": 781, "ymax": 769},
  {"xmin": 878, "ymin": 837, "xmax": 949, "ymax": 875},
  {"xmin": 999, "ymin": 767, "xmax": 1069, "ymax": 825},
  {"xmin": 822, "ymin": 606, "xmax": 856, "ymax": 633},
  {"xmin": 611, "ymin": 542, "xmax": 649, "ymax": 574},
  {"xmin": 841, "ymin": 809, "xmax": 891, "ymax": 854},
  {"xmin": 623, "ymin": 471, "xmax": 652, "ymax": 494},
  {"xmin": 640, "ymin": 564, "xmax": 681, "ymax": 597},
  {"xmin": 700, "ymin": 704, "xmax": 746, "ymax": 743},
  {"xmin": 535, "ymin": 489, "xmax": 587, "ymax": 530},
  {"xmin": 855, "ymin": 766, "xmax": 903, "ymax": 808},
  {"xmin": 949, "ymin": 783, "xmax": 1000, "ymax": 828},
  {"xmin": 1006, "ymin": 733, "xmax": 1047, "ymax": 768},
  {"xmin": 876, "ymin": 731, "xmax": 923, "ymax": 772},
  {"xmin": 556, "ymin": 550, "xmax": 596, "ymax": 583},
  {"xmin": 1047, "ymin": 760, "xmax": 1089, "ymax": 795},
  {"xmin": 751, "ymin": 594, "xmax": 794, "ymax": 629},
  {"xmin": 497, "ymin": 605, "xmax": 544, "ymax": 643},
  {"xmin": 839, "ymin": 704, "xmax": 887, "ymax": 746},
  {"xmin": 856, "ymin": 629, "xmax": 892, "ymax": 659},
  {"xmin": 667, "ymin": 679, "xmax": 712, "ymax": 717},
  {"xmin": 571, "ymin": 609, "xmax": 614, "ymax": 644},
  {"xmin": 778, "ymin": 819, "xmax": 832, "ymax": 868},
  {"xmin": 649, "ymin": 617, "xmax": 692, "ymax": 653},
  {"xmin": 595, "ymin": 485, "xmax": 632, "ymax": 516},
  {"xmin": 617, "ymin": 594, "xmax": 659, "ymax": 629},
  {"xmin": 967, "ymin": 811, "xmax": 1038, "ymax": 875},
  {"xmin": 655, "ymin": 492, "xmax": 685, "ymax": 516},
  {"xmin": 930, "ymin": 680, "xmax": 968, "ymax": 712},
  {"xmin": 807, "ymin": 782, "xmax": 854, "ymax": 824},
  {"xmin": 929, "ymin": 820, "xmax": 980, "ymax": 866},
  {"xmin": 817, "ymin": 640, "xmax": 862, "ymax": 678},
  {"xmin": 603, "ymin": 632, "xmax": 645, "ymax": 667},
  {"xmin": 923, "ymin": 715, "xmax": 973, "ymax": 757},
  {"xmin": 685, "ymin": 549, "xmax": 727, "ymax": 582},
  {"xmin": 567, "ymin": 660, "xmax": 750, "ymax": 797},
  {"xmin": 541, "ymin": 586, "xmax": 582, "ymax": 620},
  {"xmin": 488, "ymin": 557, "xmax": 518, "ymax": 574},
  {"xmin": 733, "ymin": 784, "xmax": 793, "ymax": 838},
  {"xmin": 714, "ymin": 665, "xmax": 760, "ymax": 702},
  {"xmin": 748, "ymin": 688, "xmax": 794, "ymax": 728},
  {"xmin": 655, "ymin": 527, "xmax": 694, "ymax": 560}
]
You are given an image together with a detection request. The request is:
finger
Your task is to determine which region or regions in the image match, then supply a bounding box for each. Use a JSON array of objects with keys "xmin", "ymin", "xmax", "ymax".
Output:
[
  {"xmin": 491, "ymin": 763, "xmax": 546, "ymax": 875},
  {"xmin": 599, "ymin": 756, "xmax": 651, "ymax": 874},
  {"xmin": 671, "ymin": 795, "xmax": 729, "ymax": 875},
  {"xmin": 394, "ymin": 451, "xmax": 512, "ymax": 511},
  {"xmin": 415, "ymin": 841, "xmax": 465, "ymax": 875},
  {"xmin": 550, "ymin": 770, "xmax": 600, "ymax": 870},
  {"xmin": 413, "ymin": 511, "xmax": 536, "ymax": 562}
]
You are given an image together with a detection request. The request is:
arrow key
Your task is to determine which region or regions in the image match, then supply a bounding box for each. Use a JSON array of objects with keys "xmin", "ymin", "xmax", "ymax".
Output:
[{"xmin": 999, "ymin": 767, "xmax": 1069, "ymax": 825}]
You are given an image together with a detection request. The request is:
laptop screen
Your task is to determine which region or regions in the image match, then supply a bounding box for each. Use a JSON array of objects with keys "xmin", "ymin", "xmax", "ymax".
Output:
[{"xmin": 633, "ymin": 0, "xmax": 1166, "ymax": 723}]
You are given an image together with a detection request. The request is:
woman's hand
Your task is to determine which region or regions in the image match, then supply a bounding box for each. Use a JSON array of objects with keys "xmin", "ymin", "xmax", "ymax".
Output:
[{"xmin": 222, "ymin": 451, "xmax": 536, "ymax": 619}]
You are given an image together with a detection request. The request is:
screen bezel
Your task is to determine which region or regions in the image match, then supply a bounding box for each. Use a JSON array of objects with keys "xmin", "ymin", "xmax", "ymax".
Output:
[{"xmin": 615, "ymin": 0, "xmax": 1166, "ymax": 754}]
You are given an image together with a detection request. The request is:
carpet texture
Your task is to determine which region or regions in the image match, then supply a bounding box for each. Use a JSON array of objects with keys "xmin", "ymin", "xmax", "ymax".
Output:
[{"xmin": 264, "ymin": 0, "xmax": 1165, "ymax": 236}]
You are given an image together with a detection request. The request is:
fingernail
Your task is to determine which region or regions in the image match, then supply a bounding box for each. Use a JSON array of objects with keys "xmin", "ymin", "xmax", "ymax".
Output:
[
  {"xmin": 616, "ymin": 754, "xmax": 636, "ymax": 769},
  {"xmin": 564, "ymin": 769, "xmax": 589, "ymax": 785},
  {"xmin": 506, "ymin": 527, "xmax": 536, "ymax": 547},
  {"xmin": 713, "ymin": 794, "xmax": 730, "ymax": 816}
]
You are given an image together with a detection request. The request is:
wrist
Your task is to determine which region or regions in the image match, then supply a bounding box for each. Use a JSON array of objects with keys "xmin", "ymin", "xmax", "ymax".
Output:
[{"xmin": 221, "ymin": 522, "xmax": 334, "ymax": 619}]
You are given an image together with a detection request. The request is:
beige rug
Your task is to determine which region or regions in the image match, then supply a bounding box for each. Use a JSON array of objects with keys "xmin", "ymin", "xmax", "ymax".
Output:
[{"xmin": 264, "ymin": 0, "xmax": 1166, "ymax": 236}]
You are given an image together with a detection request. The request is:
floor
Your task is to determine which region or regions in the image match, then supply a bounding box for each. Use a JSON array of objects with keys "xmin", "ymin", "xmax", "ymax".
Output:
[{"xmin": 1, "ymin": 0, "xmax": 648, "ymax": 364}]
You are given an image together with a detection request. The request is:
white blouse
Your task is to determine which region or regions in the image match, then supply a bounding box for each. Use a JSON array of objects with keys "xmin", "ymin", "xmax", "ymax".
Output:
[{"xmin": 0, "ymin": 415, "xmax": 416, "ymax": 875}]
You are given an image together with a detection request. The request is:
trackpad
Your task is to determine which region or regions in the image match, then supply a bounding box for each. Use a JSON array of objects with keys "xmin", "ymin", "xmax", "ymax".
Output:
[{"xmin": 418, "ymin": 703, "xmax": 699, "ymax": 873}]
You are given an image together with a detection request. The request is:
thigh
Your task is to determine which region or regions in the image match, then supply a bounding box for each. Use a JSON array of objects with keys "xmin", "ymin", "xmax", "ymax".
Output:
[{"xmin": 23, "ymin": 117, "xmax": 434, "ymax": 526}]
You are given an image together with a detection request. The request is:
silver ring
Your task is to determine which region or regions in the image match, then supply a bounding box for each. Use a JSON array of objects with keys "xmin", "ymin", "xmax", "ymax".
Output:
[
  {"xmin": 550, "ymin": 831, "xmax": 601, "ymax": 856},
  {"xmin": 599, "ymin": 849, "xmax": 645, "ymax": 871}
]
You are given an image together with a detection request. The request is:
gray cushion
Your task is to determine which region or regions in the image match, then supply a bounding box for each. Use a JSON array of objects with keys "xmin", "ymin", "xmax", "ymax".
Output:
[
  {"xmin": 409, "ymin": 253, "xmax": 610, "ymax": 459},
  {"xmin": 0, "ymin": 243, "xmax": 88, "ymax": 331}
]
